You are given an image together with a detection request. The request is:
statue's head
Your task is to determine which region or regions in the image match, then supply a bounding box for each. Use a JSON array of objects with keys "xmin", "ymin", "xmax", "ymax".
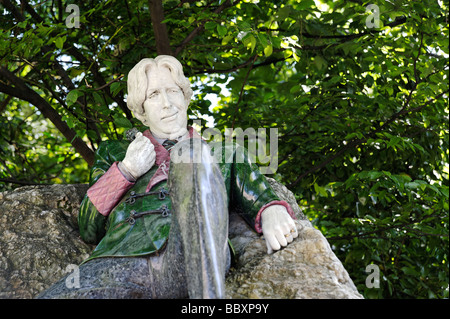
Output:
[{"xmin": 127, "ymin": 55, "xmax": 193, "ymax": 139}]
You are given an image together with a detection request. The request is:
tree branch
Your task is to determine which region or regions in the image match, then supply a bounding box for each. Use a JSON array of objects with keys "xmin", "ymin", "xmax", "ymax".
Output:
[
  {"xmin": 11, "ymin": 0, "xmax": 132, "ymax": 120},
  {"xmin": 0, "ymin": 67, "xmax": 95, "ymax": 166},
  {"xmin": 257, "ymin": 16, "xmax": 408, "ymax": 41},
  {"xmin": 327, "ymin": 213, "xmax": 447, "ymax": 242},
  {"xmin": 94, "ymin": 75, "xmax": 124, "ymax": 91},
  {"xmin": 65, "ymin": 45, "xmax": 132, "ymax": 119},
  {"xmin": 0, "ymin": 0, "xmax": 24, "ymax": 22},
  {"xmin": 174, "ymin": 0, "xmax": 240, "ymax": 56},
  {"xmin": 5, "ymin": 0, "xmax": 103, "ymax": 146},
  {"xmin": 194, "ymin": 55, "xmax": 287, "ymax": 75}
]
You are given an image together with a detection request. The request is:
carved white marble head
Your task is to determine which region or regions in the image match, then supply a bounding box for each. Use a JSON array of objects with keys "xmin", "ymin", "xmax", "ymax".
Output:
[{"xmin": 127, "ymin": 55, "xmax": 193, "ymax": 139}]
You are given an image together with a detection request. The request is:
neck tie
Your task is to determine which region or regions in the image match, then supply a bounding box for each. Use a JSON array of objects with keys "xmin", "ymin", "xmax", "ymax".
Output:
[{"xmin": 162, "ymin": 139, "xmax": 178, "ymax": 151}]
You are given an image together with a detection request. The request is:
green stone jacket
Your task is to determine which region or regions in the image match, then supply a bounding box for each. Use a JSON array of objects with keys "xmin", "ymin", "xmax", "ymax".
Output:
[{"xmin": 78, "ymin": 129, "xmax": 294, "ymax": 262}]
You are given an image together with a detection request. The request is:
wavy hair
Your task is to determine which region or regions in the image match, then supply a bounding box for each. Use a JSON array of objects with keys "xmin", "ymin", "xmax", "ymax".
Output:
[{"xmin": 126, "ymin": 55, "xmax": 193, "ymax": 126}]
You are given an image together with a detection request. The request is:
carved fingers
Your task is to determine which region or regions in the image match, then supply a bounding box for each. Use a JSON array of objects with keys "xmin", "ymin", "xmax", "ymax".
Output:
[
  {"xmin": 121, "ymin": 132, "xmax": 156, "ymax": 179},
  {"xmin": 261, "ymin": 205, "xmax": 298, "ymax": 254}
]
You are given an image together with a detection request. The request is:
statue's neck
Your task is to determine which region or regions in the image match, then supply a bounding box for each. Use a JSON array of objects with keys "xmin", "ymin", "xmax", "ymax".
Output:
[{"xmin": 150, "ymin": 128, "xmax": 189, "ymax": 144}]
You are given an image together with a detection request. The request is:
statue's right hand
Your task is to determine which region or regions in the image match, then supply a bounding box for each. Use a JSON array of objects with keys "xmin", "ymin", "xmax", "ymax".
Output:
[{"xmin": 121, "ymin": 132, "xmax": 155, "ymax": 179}]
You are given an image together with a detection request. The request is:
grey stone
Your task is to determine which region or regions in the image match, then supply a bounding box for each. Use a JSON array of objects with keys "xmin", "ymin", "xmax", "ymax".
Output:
[
  {"xmin": 226, "ymin": 217, "xmax": 363, "ymax": 298},
  {"xmin": 0, "ymin": 184, "xmax": 93, "ymax": 299}
]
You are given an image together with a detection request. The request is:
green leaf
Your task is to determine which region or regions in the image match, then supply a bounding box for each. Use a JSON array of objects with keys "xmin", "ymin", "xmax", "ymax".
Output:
[
  {"xmin": 314, "ymin": 55, "xmax": 327, "ymax": 70},
  {"xmin": 66, "ymin": 89, "xmax": 82, "ymax": 106},
  {"xmin": 205, "ymin": 21, "xmax": 216, "ymax": 30},
  {"xmin": 243, "ymin": 34, "xmax": 257, "ymax": 52},
  {"xmin": 55, "ymin": 36, "xmax": 66, "ymax": 50},
  {"xmin": 222, "ymin": 35, "xmax": 234, "ymax": 45},
  {"xmin": 386, "ymin": 136, "xmax": 402, "ymax": 150},
  {"xmin": 257, "ymin": 33, "xmax": 268, "ymax": 47},
  {"xmin": 263, "ymin": 44, "xmax": 273, "ymax": 57},
  {"xmin": 113, "ymin": 114, "xmax": 132, "ymax": 129},
  {"xmin": 290, "ymin": 84, "xmax": 301, "ymax": 94},
  {"xmin": 237, "ymin": 21, "xmax": 251, "ymax": 31},
  {"xmin": 66, "ymin": 116, "xmax": 74, "ymax": 128},
  {"xmin": 217, "ymin": 24, "xmax": 227, "ymax": 37},
  {"xmin": 401, "ymin": 267, "xmax": 420, "ymax": 276},
  {"xmin": 314, "ymin": 183, "xmax": 328, "ymax": 197},
  {"xmin": 69, "ymin": 68, "xmax": 84, "ymax": 77},
  {"xmin": 110, "ymin": 82, "xmax": 122, "ymax": 97},
  {"xmin": 368, "ymin": 171, "xmax": 383, "ymax": 180},
  {"xmin": 297, "ymin": 0, "xmax": 315, "ymax": 9}
]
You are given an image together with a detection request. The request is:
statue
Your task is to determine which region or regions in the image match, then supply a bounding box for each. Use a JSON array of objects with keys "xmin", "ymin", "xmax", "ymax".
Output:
[{"xmin": 38, "ymin": 55, "xmax": 298, "ymax": 299}]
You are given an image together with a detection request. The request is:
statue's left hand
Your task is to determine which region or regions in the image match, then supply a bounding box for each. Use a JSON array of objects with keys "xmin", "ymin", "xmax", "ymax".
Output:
[{"xmin": 261, "ymin": 205, "xmax": 298, "ymax": 254}]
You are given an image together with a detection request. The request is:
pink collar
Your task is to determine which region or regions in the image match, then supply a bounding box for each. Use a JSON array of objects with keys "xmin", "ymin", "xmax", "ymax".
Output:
[
  {"xmin": 142, "ymin": 126, "xmax": 201, "ymax": 192},
  {"xmin": 142, "ymin": 126, "xmax": 200, "ymax": 165}
]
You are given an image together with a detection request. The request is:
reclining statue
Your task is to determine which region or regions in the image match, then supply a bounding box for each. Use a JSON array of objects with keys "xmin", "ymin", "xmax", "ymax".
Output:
[{"xmin": 38, "ymin": 55, "xmax": 298, "ymax": 299}]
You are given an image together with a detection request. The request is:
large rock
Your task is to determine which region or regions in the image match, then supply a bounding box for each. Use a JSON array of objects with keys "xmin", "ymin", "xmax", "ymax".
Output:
[
  {"xmin": 0, "ymin": 184, "xmax": 93, "ymax": 298},
  {"xmin": 0, "ymin": 181, "xmax": 362, "ymax": 299}
]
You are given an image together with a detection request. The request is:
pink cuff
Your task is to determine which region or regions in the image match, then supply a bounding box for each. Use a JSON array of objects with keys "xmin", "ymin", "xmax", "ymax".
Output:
[
  {"xmin": 254, "ymin": 200, "xmax": 296, "ymax": 234},
  {"xmin": 87, "ymin": 162, "xmax": 135, "ymax": 216}
]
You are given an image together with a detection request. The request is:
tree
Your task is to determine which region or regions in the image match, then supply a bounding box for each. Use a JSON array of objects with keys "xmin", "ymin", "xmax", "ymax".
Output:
[{"xmin": 1, "ymin": 0, "xmax": 448, "ymax": 298}]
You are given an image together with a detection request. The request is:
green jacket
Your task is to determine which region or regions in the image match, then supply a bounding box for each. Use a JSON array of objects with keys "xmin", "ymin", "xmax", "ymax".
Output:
[{"xmin": 78, "ymin": 129, "xmax": 293, "ymax": 262}]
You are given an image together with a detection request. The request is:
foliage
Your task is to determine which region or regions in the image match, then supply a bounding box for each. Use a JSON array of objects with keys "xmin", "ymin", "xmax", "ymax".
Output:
[
  {"xmin": 0, "ymin": 0, "xmax": 448, "ymax": 298},
  {"xmin": 0, "ymin": 99, "xmax": 88, "ymax": 185}
]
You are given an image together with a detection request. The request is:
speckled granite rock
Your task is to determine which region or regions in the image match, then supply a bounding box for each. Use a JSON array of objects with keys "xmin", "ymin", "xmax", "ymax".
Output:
[
  {"xmin": 226, "ymin": 218, "xmax": 363, "ymax": 298},
  {"xmin": 0, "ymin": 184, "xmax": 93, "ymax": 298}
]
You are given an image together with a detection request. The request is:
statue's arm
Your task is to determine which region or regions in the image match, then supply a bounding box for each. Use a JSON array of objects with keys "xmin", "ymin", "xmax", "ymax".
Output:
[
  {"xmin": 78, "ymin": 140, "xmax": 132, "ymax": 244},
  {"xmin": 228, "ymin": 144, "xmax": 296, "ymax": 234}
]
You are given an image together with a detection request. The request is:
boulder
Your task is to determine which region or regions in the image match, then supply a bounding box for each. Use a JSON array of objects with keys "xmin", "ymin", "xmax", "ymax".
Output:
[
  {"xmin": 0, "ymin": 184, "xmax": 93, "ymax": 298},
  {"xmin": 0, "ymin": 181, "xmax": 362, "ymax": 299}
]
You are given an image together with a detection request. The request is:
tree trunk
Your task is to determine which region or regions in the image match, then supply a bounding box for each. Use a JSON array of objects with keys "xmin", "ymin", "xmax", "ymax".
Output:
[{"xmin": 148, "ymin": 0, "xmax": 172, "ymax": 55}]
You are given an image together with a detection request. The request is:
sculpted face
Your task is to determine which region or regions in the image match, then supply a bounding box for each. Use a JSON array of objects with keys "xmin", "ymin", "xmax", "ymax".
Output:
[{"xmin": 143, "ymin": 66, "xmax": 188, "ymax": 139}]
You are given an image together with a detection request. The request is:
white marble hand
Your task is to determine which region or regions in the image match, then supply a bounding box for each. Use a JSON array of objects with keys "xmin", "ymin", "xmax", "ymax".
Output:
[
  {"xmin": 261, "ymin": 205, "xmax": 298, "ymax": 254},
  {"xmin": 121, "ymin": 132, "xmax": 156, "ymax": 180}
]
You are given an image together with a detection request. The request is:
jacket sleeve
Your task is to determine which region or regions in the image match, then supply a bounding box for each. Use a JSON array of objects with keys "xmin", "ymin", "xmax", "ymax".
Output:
[
  {"xmin": 78, "ymin": 140, "xmax": 131, "ymax": 244},
  {"xmin": 227, "ymin": 143, "xmax": 296, "ymax": 233}
]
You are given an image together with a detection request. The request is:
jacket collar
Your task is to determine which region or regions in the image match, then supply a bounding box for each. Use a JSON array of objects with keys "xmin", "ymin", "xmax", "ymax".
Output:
[{"xmin": 142, "ymin": 126, "xmax": 201, "ymax": 165}]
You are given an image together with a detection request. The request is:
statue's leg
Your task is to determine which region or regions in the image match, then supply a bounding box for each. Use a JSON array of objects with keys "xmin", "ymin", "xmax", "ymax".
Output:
[
  {"xmin": 168, "ymin": 139, "xmax": 230, "ymax": 299},
  {"xmin": 36, "ymin": 241, "xmax": 188, "ymax": 299},
  {"xmin": 36, "ymin": 257, "xmax": 157, "ymax": 299}
]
